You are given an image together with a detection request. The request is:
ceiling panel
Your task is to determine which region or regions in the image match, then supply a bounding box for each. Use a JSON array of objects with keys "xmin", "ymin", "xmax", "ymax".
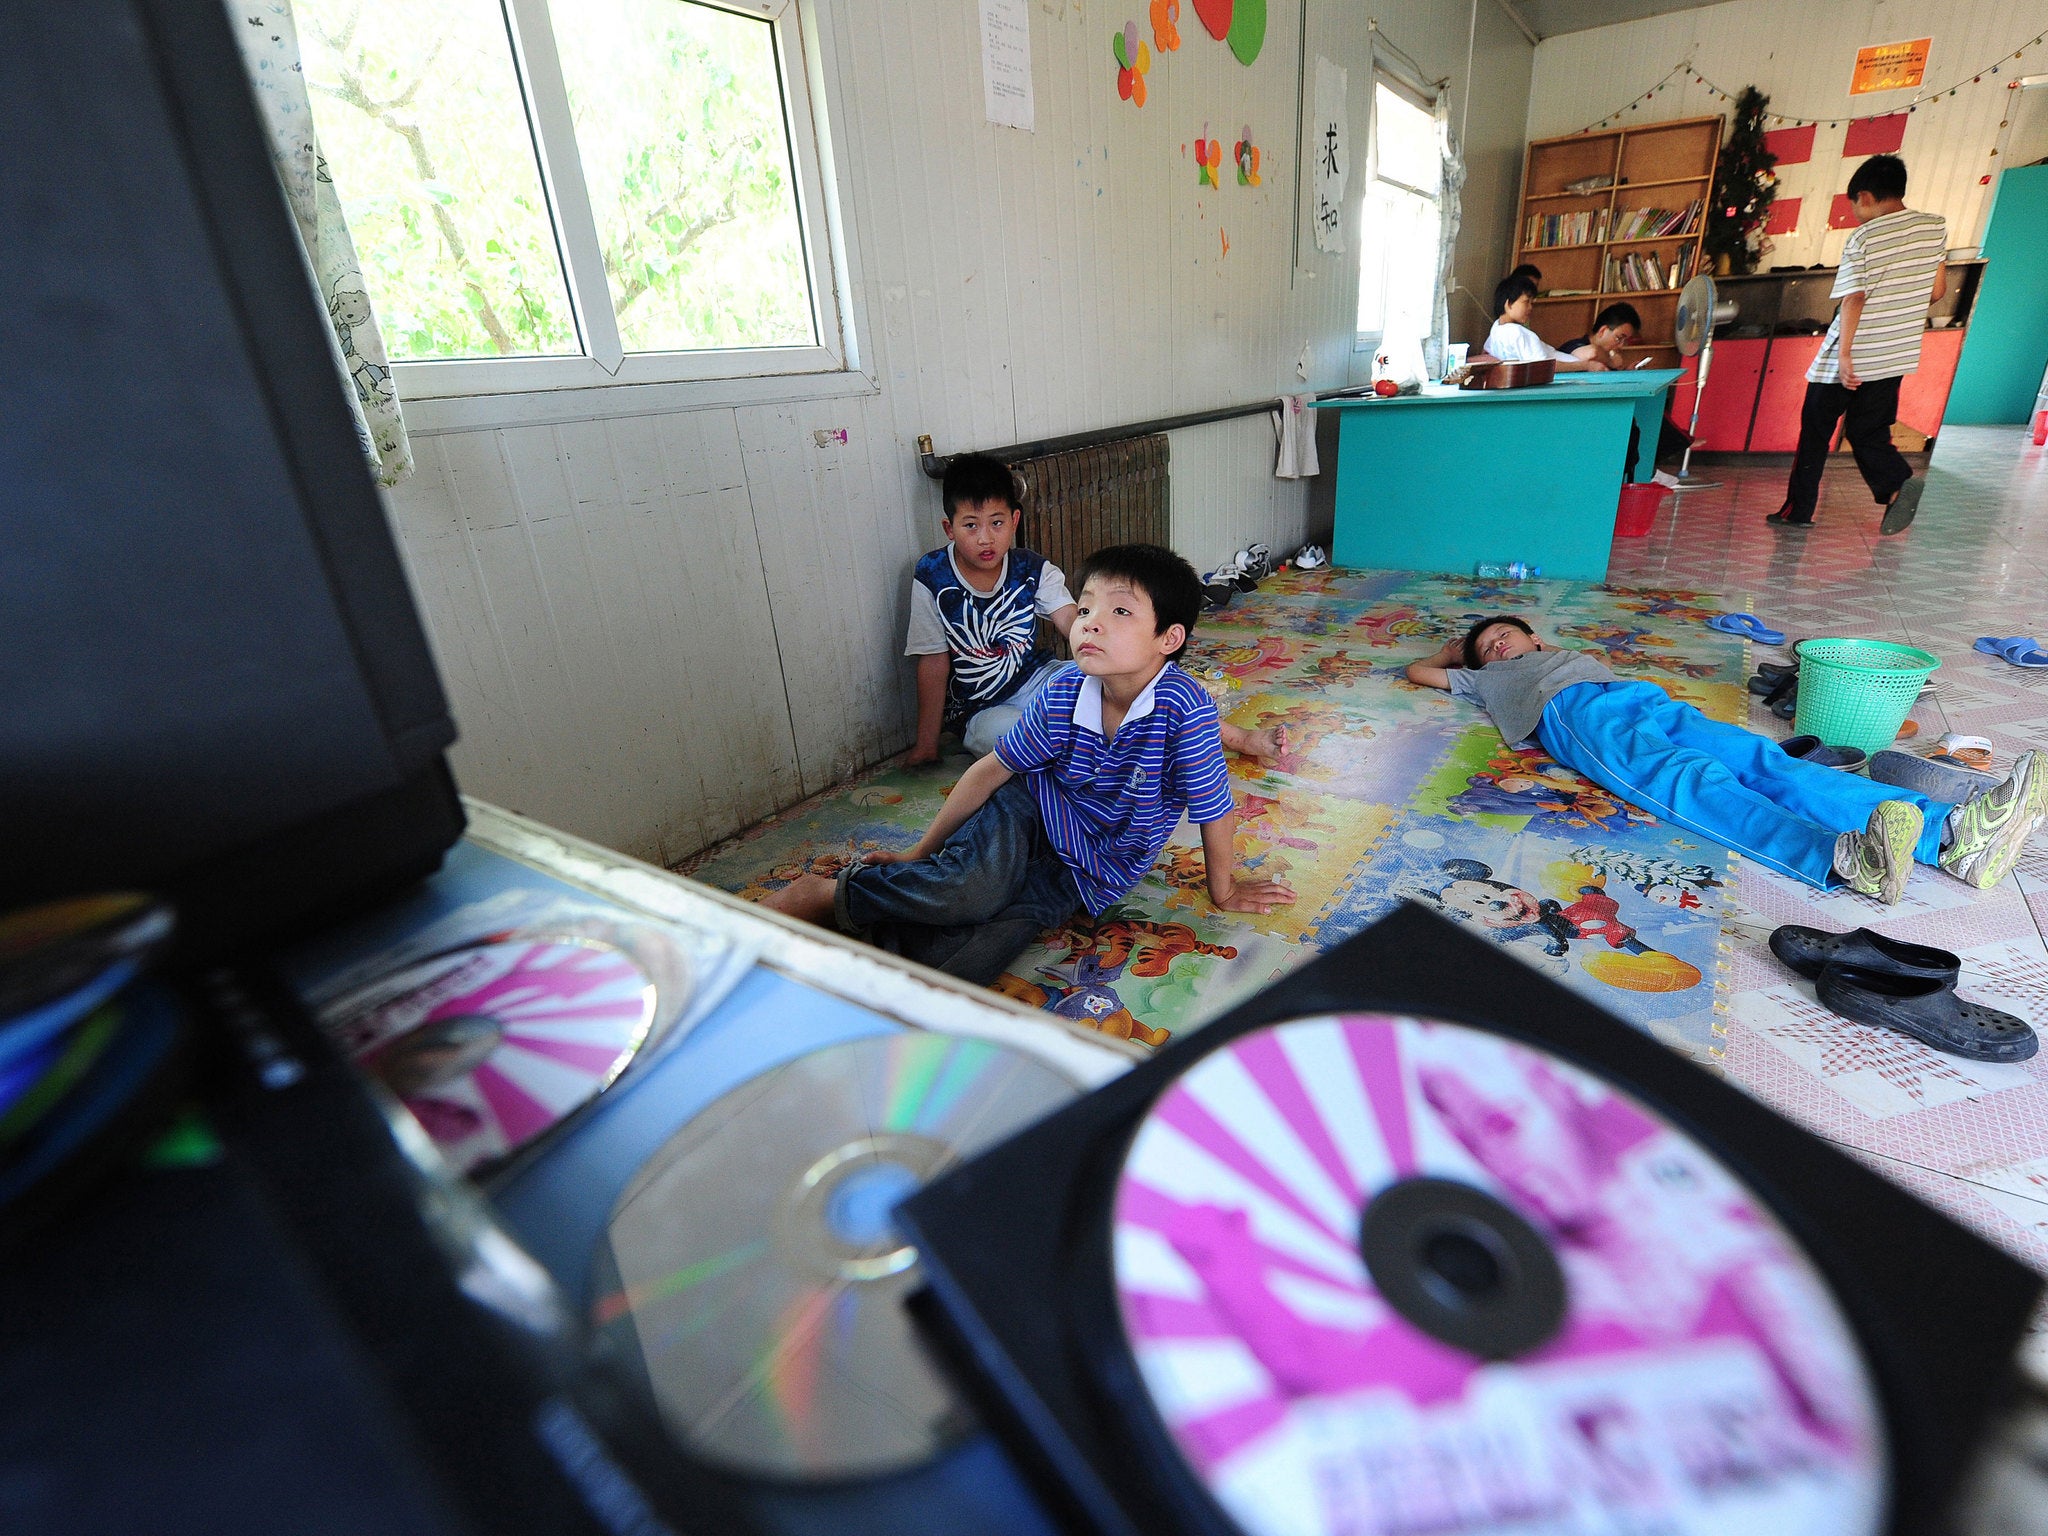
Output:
[{"xmin": 1513, "ymin": 0, "xmax": 1732, "ymax": 39}]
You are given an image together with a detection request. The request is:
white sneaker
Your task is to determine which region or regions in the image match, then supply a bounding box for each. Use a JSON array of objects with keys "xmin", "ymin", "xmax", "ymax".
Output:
[{"xmin": 1293, "ymin": 543, "xmax": 1328, "ymax": 569}]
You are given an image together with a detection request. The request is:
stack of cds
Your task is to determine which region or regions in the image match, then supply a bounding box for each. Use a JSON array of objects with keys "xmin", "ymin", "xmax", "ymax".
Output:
[
  {"xmin": 898, "ymin": 906, "xmax": 2043, "ymax": 1536},
  {"xmin": 0, "ymin": 894, "xmax": 186, "ymax": 1235}
]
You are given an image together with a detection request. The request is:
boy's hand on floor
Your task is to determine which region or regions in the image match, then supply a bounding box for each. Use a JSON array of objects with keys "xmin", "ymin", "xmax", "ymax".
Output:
[
  {"xmin": 1214, "ymin": 876, "xmax": 1296, "ymax": 914},
  {"xmin": 904, "ymin": 745, "xmax": 941, "ymax": 766}
]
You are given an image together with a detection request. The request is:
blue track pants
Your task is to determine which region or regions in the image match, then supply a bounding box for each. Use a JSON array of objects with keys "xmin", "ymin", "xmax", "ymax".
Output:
[{"xmin": 1537, "ymin": 681, "xmax": 1951, "ymax": 890}]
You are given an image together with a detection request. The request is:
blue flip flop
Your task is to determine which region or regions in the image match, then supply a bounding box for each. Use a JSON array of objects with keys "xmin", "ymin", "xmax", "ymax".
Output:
[
  {"xmin": 1973, "ymin": 636, "xmax": 2048, "ymax": 668},
  {"xmin": 1707, "ymin": 612, "xmax": 1786, "ymax": 645}
]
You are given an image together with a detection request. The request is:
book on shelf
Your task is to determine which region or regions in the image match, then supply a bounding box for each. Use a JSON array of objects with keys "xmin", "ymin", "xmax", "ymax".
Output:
[
  {"xmin": 1609, "ymin": 200, "xmax": 1704, "ymax": 242},
  {"xmin": 1602, "ymin": 245, "xmax": 1698, "ymax": 294},
  {"xmin": 1523, "ymin": 208, "xmax": 1610, "ymax": 249}
]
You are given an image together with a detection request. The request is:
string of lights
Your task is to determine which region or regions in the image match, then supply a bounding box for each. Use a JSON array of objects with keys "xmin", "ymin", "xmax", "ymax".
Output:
[{"xmin": 1570, "ymin": 27, "xmax": 2047, "ymax": 135}]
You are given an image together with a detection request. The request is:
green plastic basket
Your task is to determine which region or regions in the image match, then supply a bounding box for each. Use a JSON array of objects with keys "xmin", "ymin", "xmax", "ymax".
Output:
[{"xmin": 1793, "ymin": 638, "xmax": 1941, "ymax": 754}]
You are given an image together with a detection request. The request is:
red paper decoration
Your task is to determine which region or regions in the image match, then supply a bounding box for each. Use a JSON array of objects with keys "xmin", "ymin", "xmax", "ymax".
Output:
[
  {"xmin": 1842, "ymin": 112, "xmax": 1907, "ymax": 157},
  {"xmin": 1764, "ymin": 197, "xmax": 1802, "ymax": 235},
  {"xmin": 1761, "ymin": 124, "xmax": 1815, "ymax": 166},
  {"xmin": 1827, "ymin": 193, "xmax": 1859, "ymax": 229}
]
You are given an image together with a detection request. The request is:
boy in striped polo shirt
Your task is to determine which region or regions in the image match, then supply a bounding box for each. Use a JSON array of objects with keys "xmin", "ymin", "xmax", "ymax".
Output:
[
  {"xmin": 1768, "ymin": 155, "xmax": 1947, "ymax": 534},
  {"xmin": 762, "ymin": 545, "xmax": 1294, "ymax": 983}
]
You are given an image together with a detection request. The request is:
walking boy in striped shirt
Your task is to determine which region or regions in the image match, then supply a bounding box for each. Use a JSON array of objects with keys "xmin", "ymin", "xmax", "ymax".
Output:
[
  {"xmin": 1768, "ymin": 155, "xmax": 1947, "ymax": 535},
  {"xmin": 762, "ymin": 544, "xmax": 1295, "ymax": 983}
]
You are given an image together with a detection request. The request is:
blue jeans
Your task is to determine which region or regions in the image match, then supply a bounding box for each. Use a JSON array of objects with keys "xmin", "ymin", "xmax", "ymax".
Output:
[
  {"xmin": 835, "ymin": 778, "xmax": 1080, "ymax": 983},
  {"xmin": 962, "ymin": 660, "xmax": 1059, "ymax": 758},
  {"xmin": 1538, "ymin": 681, "xmax": 1953, "ymax": 890}
]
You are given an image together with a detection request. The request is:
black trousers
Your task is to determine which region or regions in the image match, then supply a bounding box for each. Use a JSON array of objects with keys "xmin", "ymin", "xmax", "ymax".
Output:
[{"xmin": 1780, "ymin": 375, "xmax": 1910, "ymax": 522}]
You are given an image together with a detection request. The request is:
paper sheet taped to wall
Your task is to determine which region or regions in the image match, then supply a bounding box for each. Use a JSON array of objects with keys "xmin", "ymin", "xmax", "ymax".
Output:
[
  {"xmin": 1312, "ymin": 56, "xmax": 1349, "ymax": 253},
  {"xmin": 980, "ymin": 0, "xmax": 1036, "ymax": 131}
]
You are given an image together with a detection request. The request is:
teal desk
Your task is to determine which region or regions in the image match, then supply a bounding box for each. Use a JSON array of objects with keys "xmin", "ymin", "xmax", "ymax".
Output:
[{"xmin": 1314, "ymin": 370, "xmax": 1680, "ymax": 582}]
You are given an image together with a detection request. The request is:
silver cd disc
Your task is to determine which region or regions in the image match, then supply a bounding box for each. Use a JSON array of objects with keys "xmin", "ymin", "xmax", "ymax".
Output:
[
  {"xmin": 1112, "ymin": 1013, "xmax": 1889, "ymax": 1536},
  {"xmin": 590, "ymin": 1031, "xmax": 1075, "ymax": 1480}
]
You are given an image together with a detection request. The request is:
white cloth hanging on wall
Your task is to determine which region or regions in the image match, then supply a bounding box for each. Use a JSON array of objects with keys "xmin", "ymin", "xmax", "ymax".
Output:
[
  {"xmin": 1272, "ymin": 393, "xmax": 1320, "ymax": 478},
  {"xmin": 230, "ymin": 1, "xmax": 412, "ymax": 487}
]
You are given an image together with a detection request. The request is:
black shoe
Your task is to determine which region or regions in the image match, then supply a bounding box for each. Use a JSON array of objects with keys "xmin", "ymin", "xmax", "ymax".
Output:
[
  {"xmin": 1765, "ymin": 510, "xmax": 1813, "ymax": 528},
  {"xmin": 1880, "ymin": 477, "xmax": 1925, "ymax": 535},
  {"xmin": 1770, "ymin": 925, "xmax": 1960, "ymax": 984},
  {"xmin": 1770, "ymin": 683, "xmax": 1799, "ymax": 719},
  {"xmin": 1815, "ymin": 963, "xmax": 2036, "ymax": 1062}
]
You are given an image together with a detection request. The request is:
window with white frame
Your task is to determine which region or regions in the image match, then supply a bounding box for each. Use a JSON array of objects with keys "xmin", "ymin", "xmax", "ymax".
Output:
[
  {"xmin": 297, "ymin": 0, "xmax": 845, "ymax": 398},
  {"xmin": 1355, "ymin": 78, "xmax": 1441, "ymax": 351}
]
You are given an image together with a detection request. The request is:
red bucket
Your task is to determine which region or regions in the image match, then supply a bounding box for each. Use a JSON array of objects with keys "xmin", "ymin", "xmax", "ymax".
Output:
[{"xmin": 1615, "ymin": 482, "xmax": 1666, "ymax": 537}]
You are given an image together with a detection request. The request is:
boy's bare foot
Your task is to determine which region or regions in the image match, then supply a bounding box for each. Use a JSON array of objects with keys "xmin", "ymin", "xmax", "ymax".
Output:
[
  {"xmin": 1222, "ymin": 722, "xmax": 1288, "ymax": 765},
  {"xmin": 759, "ymin": 871, "xmax": 838, "ymax": 926},
  {"xmin": 1242, "ymin": 724, "xmax": 1288, "ymax": 765}
]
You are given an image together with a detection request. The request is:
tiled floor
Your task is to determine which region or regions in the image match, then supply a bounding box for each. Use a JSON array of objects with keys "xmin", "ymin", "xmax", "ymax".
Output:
[{"xmin": 1610, "ymin": 426, "xmax": 2048, "ymax": 1370}]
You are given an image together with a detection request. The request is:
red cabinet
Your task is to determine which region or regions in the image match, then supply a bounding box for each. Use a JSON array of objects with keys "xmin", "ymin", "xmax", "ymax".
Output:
[
  {"xmin": 1748, "ymin": 336, "xmax": 1826, "ymax": 452},
  {"xmin": 1681, "ymin": 330, "xmax": 1968, "ymax": 453},
  {"xmin": 1680, "ymin": 339, "xmax": 1767, "ymax": 451},
  {"xmin": 1897, "ymin": 328, "xmax": 1965, "ymax": 436}
]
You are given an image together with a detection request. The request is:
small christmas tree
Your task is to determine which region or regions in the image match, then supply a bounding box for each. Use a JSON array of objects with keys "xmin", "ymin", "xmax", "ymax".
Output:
[{"xmin": 1705, "ymin": 86, "xmax": 1778, "ymax": 275}]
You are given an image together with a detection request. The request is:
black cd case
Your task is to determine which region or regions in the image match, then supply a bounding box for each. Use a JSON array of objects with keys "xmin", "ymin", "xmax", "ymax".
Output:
[{"xmin": 896, "ymin": 903, "xmax": 2042, "ymax": 1536}]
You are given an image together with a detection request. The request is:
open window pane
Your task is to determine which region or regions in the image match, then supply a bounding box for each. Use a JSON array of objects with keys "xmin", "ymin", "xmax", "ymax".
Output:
[
  {"xmin": 297, "ymin": 0, "xmax": 578, "ymax": 360},
  {"xmin": 554, "ymin": 0, "xmax": 817, "ymax": 354},
  {"xmin": 1373, "ymin": 81, "xmax": 1440, "ymax": 195},
  {"xmin": 1357, "ymin": 183, "xmax": 1440, "ymax": 340}
]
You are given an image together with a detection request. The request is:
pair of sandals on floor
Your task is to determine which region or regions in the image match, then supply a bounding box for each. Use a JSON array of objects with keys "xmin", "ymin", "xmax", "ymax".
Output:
[{"xmin": 1771, "ymin": 926, "xmax": 2036, "ymax": 1063}]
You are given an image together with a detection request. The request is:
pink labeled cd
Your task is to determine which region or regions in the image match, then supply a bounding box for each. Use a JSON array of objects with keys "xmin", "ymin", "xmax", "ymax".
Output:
[
  {"xmin": 323, "ymin": 938, "xmax": 655, "ymax": 1174},
  {"xmin": 1112, "ymin": 1013, "xmax": 1887, "ymax": 1536}
]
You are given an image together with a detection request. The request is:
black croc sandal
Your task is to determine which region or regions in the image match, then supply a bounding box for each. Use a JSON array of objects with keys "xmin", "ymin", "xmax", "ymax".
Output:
[
  {"xmin": 1770, "ymin": 925, "xmax": 1960, "ymax": 984},
  {"xmin": 1816, "ymin": 964, "xmax": 2037, "ymax": 1063}
]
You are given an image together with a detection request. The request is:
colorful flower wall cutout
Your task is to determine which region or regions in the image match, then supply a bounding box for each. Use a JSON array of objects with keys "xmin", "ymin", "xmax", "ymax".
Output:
[
  {"xmin": 1149, "ymin": 0, "xmax": 1180, "ymax": 53},
  {"xmin": 1113, "ymin": 22, "xmax": 1150, "ymax": 107},
  {"xmin": 1195, "ymin": 131, "xmax": 1221, "ymax": 187},
  {"xmin": 1234, "ymin": 126, "xmax": 1260, "ymax": 185}
]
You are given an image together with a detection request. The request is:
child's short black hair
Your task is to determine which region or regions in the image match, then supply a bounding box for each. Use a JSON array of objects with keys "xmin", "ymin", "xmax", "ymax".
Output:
[
  {"xmin": 1594, "ymin": 301, "xmax": 1642, "ymax": 333},
  {"xmin": 1461, "ymin": 614, "xmax": 1534, "ymax": 670},
  {"xmin": 1492, "ymin": 274, "xmax": 1538, "ymax": 319},
  {"xmin": 1508, "ymin": 263, "xmax": 1543, "ymax": 287},
  {"xmin": 1074, "ymin": 543, "xmax": 1201, "ymax": 661},
  {"xmin": 1847, "ymin": 154, "xmax": 1907, "ymax": 203},
  {"xmin": 941, "ymin": 453, "xmax": 1021, "ymax": 519}
]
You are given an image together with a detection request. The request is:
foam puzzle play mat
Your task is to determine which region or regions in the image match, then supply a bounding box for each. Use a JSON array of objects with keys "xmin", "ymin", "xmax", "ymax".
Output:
[{"xmin": 685, "ymin": 568, "xmax": 1753, "ymax": 1063}]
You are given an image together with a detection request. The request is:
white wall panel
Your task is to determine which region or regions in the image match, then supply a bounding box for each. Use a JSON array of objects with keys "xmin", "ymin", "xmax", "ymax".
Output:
[
  {"xmin": 386, "ymin": 0, "xmax": 1536, "ymax": 865},
  {"xmin": 1526, "ymin": 0, "xmax": 2038, "ymax": 267}
]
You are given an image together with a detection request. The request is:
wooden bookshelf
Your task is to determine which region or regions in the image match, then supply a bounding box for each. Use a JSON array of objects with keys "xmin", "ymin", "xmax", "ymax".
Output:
[{"xmin": 1513, "ymin": 114, "xmax": 1723, "ymax": 369}]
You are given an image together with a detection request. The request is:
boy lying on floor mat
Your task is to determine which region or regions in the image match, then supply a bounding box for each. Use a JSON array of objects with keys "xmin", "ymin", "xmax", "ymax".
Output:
[
  {"xmin": 763, "ymin": 545, "xmax": 1295, "ymax": 981},
  {"xmin": 1407, "ymin": 616, "xmax": 2046, "ymax": 905}
]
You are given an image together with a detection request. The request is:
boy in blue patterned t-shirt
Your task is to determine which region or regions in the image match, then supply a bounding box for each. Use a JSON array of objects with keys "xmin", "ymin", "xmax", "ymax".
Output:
[
  {"xmin": 766, "ymin": 545, "xmax": 1295, "ymax": 983},
  {"xmin": 904, "ymin": 454, "xmax": 1078, "ymax": 764}
]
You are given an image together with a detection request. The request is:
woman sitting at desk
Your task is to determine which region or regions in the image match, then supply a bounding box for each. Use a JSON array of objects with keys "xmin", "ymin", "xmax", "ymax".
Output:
[{"xmin": 1479, "ymin": 275, "xmax": 1605, "ymax": 370}]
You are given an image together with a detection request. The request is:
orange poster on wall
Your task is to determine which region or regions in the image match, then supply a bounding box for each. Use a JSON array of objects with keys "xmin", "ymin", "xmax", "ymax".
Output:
[{"xmin": 1850, "ymin": 37, "xmax": 1932, "ymax": 95}]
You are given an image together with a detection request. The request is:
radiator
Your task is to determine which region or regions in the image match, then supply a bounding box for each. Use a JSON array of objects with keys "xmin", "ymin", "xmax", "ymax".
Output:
[{"xmin": 1010, "ymin": 435, "xmax": 1171, "ymax": 649}]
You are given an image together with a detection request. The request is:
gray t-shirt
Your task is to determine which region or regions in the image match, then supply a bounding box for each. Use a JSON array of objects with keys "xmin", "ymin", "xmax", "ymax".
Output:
[{"xmin": 1448, "ymin": 649, "xmax": 1617, "ymax": 744}]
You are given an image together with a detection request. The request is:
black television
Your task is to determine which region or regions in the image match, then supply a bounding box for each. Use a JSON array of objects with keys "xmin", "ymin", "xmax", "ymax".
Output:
[{"xmin": 0, "ymin": 2, "xmax": 463, "ymax": 953}]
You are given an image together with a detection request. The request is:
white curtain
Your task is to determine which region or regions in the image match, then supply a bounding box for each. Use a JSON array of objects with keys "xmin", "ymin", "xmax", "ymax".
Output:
[
  {"xmin": 231, "ymin": 2, "xmax": 412, "ymax": 487},
  {"xmin": 1429, "ymin": 90, "xmax": 1465, "ymax": 381}
]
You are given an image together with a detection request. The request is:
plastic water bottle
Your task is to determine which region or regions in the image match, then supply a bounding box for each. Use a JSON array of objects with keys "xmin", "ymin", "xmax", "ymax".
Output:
[{"xmin": 1475, "ymin": 562, "xmax": 1542, "ymax": 581}]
